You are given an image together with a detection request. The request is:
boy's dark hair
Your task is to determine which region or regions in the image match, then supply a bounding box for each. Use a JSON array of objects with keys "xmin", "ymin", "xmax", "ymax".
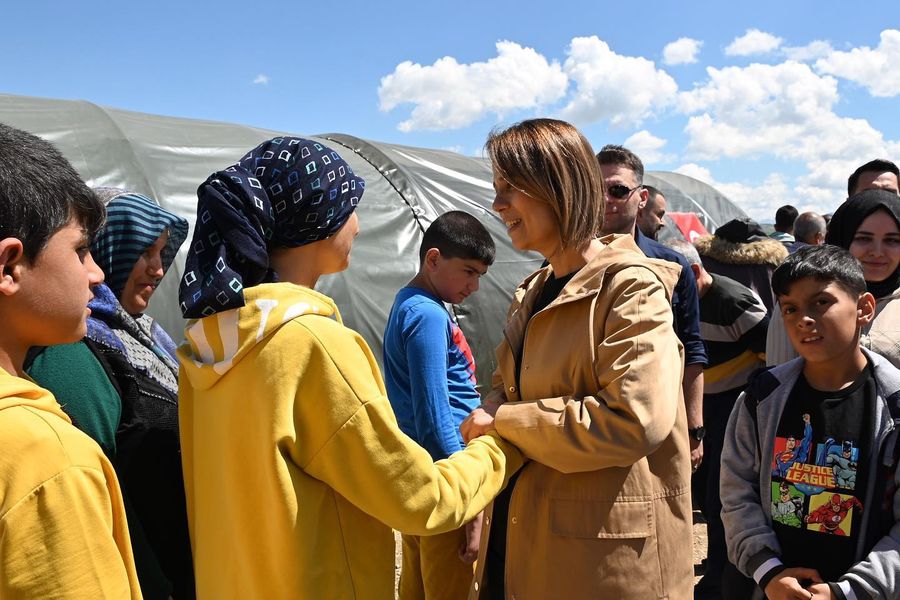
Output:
[
  {"xmin": 419, "ymin": 211, "xmax": 495, "ymax": 266},
  {"xmin": 772, "ymin": 245, "xmax": 866, "ymax": 299},
  {"xmin": 848, "ymin": 158, "xmax": 899, "ymax": 196},
  {"xmin": 596, "ymin": 144, "xmax": 644, "ymax": 185},
  {"xmin": 0, "ymin": 123, "xmax": 104, "ymax": 261},
  {"xmin": 774, "ymin": 205, "xmax": 798, "ymax": 230}
]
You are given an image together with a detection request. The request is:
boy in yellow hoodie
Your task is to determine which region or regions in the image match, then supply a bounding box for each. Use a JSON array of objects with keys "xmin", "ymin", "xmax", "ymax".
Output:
[
  {"xmin": 177, "ymin": 137, "xmax": 523, "ymax": 599},
  {"xmin": 0, "ymin": 123, "xmax": 142, "ymax": 598}
]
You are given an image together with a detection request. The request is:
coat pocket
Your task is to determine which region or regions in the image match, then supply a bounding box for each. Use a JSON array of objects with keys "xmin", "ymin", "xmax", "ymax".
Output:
[{"xmin": 550, "ymin": 498, "xmax": 653, "ymax": 539}]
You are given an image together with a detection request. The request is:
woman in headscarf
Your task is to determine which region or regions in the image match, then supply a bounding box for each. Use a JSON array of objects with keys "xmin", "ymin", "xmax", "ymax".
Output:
[
  {"xmin": 27, "ymin": 189, "xmax": 193, "ymax": 599},
  {"xmin": 459, "ymin": 119, "xmax": 692, "ymax": 599},
  {"xmin": 176, "ymin": 136, "xmax": 522, "ymax": 599},
  {"xmin": 766, "ymin": 188, "xmax": 900, "ymax": 367}
]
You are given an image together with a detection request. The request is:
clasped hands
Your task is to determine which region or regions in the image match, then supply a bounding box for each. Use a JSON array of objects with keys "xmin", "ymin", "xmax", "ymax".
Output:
[
  {"xmin": 459, "ymin": 401, "xmax": 500, "ymax": 444},
  {"xmin": 765, "ymin": 568, "xmax": 833, "ymax": 600}
]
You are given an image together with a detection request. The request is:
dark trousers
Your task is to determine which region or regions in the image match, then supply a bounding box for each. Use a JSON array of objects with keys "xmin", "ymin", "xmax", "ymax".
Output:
[
  {"xmin": 694, "ymin": 389, "xmax": 743, "ymax": 599},
  {"xmin": 721, "ymin": 561, "xmax": 760, "ymax": 599}
]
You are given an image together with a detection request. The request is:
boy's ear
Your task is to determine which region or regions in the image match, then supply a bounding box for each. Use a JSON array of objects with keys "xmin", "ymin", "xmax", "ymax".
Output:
[
  {"xmin": 0, "ymin": 238, "xmax": 25, "ymax": 297},
  {"xmin": 856, "ymin": 292, "xmax": 876, "ymax": 326},
  {"xmin": 423, "ymin": 247, "xmax": 441, "ymax": 271}
]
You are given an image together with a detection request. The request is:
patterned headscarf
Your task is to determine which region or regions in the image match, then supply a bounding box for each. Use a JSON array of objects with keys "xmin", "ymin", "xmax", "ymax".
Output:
[
  {"xmin": 91, "ymin": 189, "xmax": 190, "ymax": 298},
  {"xmin": 179, "ymin": 137, "xmax": 365, "ymax": 318}
]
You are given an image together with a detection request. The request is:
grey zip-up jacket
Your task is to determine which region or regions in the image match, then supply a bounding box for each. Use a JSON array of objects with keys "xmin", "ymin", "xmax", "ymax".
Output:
[{"xmin": 721, "ymin": 348, "xmax": 900, "ymax": 600}]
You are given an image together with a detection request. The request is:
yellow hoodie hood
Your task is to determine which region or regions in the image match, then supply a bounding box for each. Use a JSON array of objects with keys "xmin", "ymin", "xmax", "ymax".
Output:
[
  {"xmin": 0, "ymin": 367, "xmax": 71, "ymax": 421},
  {"xmin": 179, "ymin": 283, "xmax": 339, "ymax": 392}
]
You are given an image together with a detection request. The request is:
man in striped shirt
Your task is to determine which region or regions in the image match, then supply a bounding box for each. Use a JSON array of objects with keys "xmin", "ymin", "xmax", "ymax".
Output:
[{"xmin": 665, "ymin": 239, "xmax": 769, "ymax": 600}]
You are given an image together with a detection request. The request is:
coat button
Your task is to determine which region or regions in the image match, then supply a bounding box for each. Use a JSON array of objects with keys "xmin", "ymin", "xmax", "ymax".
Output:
[
  {"xmin": 474, "ymin": 582, "xmax": 479, "ymax": 592},
  {"xmin": 485, "ymin": 516, "xmax": 490, "ymax": 525},
  {"xmin": 509, "ymin": 386, "xmax": 516, "ymax": 393},
  {"xmin": 511, "ymin": 516, "xmax": 518, "ymax": 524}
]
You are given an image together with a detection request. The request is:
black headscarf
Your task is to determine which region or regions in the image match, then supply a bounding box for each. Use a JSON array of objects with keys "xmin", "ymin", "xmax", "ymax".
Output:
[
  {"xmin": 179, "ymin": 137, "xmax": 365, "ymax": 318},
  {"xmin": 826, "ymin": 188, "xmax": 900, "ymax": 298}
]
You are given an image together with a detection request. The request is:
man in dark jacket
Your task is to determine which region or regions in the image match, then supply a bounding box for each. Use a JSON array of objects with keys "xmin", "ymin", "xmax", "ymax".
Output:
[{"xmin": 598, "ymin": 145, "xmax": 708, "ymax": 470}]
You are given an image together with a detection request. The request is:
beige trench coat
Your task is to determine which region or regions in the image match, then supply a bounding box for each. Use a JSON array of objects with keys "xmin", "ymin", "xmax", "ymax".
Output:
[{"xmin": 470, "ymin": 234, "xmax": 694, "ymax": 600}]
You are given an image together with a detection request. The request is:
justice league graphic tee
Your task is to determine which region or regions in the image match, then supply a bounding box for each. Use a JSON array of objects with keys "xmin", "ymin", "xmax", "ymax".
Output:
[{"xmin": 769, "ymin": 362, "xmax": 874, "ymax": 581}]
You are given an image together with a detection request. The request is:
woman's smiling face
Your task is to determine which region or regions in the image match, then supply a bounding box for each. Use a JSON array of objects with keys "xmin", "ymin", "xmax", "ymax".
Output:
[
  {"xmin": 848, "ymin": 209, "xmax": 900, "ymax": 283},
  {"xmin": 491, "ymin": 171, "xmax": 560, "ymax": 258}
]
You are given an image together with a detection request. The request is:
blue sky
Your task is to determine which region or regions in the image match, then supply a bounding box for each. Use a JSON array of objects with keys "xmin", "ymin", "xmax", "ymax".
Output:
[{"xmin": 3, "ymin": 1, "xmax": 899, "ymax": 221}]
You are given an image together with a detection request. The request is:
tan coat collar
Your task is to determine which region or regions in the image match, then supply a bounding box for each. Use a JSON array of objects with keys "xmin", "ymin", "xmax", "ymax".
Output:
[{"xmin": 513, "ymin": 234, "xmax": 681, "ymax": 315}]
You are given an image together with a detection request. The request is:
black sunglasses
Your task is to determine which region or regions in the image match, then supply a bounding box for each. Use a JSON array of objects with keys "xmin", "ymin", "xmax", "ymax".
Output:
[{"xmin": 607, "ymin": 184, "xmax": 643, "ymax": 199}]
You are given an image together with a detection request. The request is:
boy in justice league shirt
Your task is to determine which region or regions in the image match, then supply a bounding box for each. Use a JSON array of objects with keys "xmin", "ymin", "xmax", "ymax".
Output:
[{"xmin": 721, "ymin": 245, "xmax": 900, "ymax": 600}]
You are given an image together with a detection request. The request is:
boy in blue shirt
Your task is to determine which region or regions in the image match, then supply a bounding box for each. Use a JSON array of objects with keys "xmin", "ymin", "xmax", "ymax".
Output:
[
  {"xmin": 721, "ymin": 245, "xmax": 900, "ymax": 600},
  {"xmin": 383, "ymin": 210, "xmax": 495, "ymax": 600}
]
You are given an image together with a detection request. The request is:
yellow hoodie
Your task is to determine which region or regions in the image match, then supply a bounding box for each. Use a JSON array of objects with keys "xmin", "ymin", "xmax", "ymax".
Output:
[
  {"xmin": 179, "ymin": 283, "xmax": 522, "ymax": 599},
  {"xmin": 0, "ymin": 368, "xmax": 141, "ymax": 598}
]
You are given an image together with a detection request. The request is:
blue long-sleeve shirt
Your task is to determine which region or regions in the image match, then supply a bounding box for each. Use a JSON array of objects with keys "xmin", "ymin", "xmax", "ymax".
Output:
[
  {"xmin": 635, "ymin": 229, "xmax": 708, "ymax": 367},
  {"xmin": 382, "ymin": 287, "xmax": 481, "ymax": 460}
]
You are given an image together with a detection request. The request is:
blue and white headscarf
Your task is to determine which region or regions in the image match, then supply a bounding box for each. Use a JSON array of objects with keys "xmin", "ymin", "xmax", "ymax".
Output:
[
  {"xmin": 92, "ymin": 189, "xmax": 189, "ymax": 298},
  {"xmin": 87, "ymin": 189, "xmax": 189, "ymax": 395},
  {"xmin": 179, "ymin": 136, "xmax": 365, "ymax": 319}
]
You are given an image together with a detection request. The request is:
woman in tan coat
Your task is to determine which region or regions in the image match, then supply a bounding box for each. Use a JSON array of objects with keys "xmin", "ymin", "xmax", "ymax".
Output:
[{"xmin": 461, "ymin": 119, "xmax": 694, "ymax": 600}]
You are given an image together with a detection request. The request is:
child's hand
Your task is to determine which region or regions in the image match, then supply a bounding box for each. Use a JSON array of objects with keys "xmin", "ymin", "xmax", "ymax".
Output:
[
  {"xmin": 458, "ymin": 511, "xmax": 483, "ymax": 564},
  {"xmin": 460, "ymin": 407, "xmax": 496, "ymax": 443},
  {"xmin": 805, "ymin": 583, "xmax": 834, "ymax": 599},
  {"xmin": 764, "ymin": 567, "xmax": 823, "ymax": 600}
]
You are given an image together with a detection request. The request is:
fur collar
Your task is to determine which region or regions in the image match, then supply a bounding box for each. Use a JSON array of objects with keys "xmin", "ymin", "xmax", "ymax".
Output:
[{"xmin": 694, "ymin": 235, "xmax": 787, "ymax": 268}]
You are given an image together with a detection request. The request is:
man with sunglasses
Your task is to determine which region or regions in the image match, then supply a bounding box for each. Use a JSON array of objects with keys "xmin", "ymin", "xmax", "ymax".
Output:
[{"xmin": 597, "ymin": 145, "xmax": 708, "ymax": 474}]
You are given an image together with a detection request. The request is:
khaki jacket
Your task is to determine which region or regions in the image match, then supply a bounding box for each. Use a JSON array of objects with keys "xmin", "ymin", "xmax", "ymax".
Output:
[{"xmin": 470, "ymin": 234, "xmax": 694, "ymax": 600}]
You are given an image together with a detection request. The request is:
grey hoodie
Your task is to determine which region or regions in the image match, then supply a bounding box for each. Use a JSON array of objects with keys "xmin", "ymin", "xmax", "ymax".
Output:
[{"xmin": 721, "ymin": 348, "xmax": 900, "ymax": 600}]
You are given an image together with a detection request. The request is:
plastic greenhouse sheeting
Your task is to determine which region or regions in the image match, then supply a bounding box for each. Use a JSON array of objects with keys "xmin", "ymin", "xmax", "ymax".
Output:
[
  {"xmin": 0, "ymin": 92, "xmax": 742, "ymax": 391},
  {"xmin": 645, "ymin": 171, "xmax": 747, "ymax": 234},
  {"xmin": 0, "ymin": 93, "xmax": 544, "ymax": 389}
]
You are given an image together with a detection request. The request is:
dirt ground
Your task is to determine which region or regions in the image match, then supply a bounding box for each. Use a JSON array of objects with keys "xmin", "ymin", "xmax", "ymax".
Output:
[{"xmin": 394, "ymin": 512, "xmax": 709, "ymax": 595}]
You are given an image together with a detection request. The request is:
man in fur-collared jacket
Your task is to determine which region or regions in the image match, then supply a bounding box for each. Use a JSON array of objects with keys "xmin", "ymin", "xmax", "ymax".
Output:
[{"xmin": 695, "ymin": 217, "xmax": 788, "ymax": 314}]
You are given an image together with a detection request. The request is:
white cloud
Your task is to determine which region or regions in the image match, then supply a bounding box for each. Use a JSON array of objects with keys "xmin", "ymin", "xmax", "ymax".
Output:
[
  {"xmin": 675, "ymin": 165, "xmax": 810, "ymax": 222},
  {"xmin": 713, "ymin": 173, "xmax": 792, "ymax": 222},
  {"xmin": 252, "ymin": 74, "xmax": 269, "ymax": 85},
  {"xmin": 674, "ymin": 163, "xmax": 714, "ymax": 184},
  {"xmin": 675, "ymin": 57, "xmax": 900, "ymax": 218},
  {"xmin": 815, "ymin": 29, "xmax": 900, "ymax": 97},
  {"xmin": 783, "ymin": 40, "xmax": 834, "ymax": 62},
  {"xmin": 725, "ymin": 29, "xmax": 783, "ymax": 56},
  {"xmin": 677, "ymin": 61, "xmax": 898, "ymax": 165},
  {"xmin": 559, "ymin": 36, "xmax": 678, "ymax": 127},
  {"xmin": 663, "ymin": 38, "xmax": 703, "ymax": 65},
  {"xmin": 623, "ymin": 130, "xmax": 672, "ymax": 165},
  {"xmin": 378, "ymin": 41, "xmax": 568, "ymax": 132}
]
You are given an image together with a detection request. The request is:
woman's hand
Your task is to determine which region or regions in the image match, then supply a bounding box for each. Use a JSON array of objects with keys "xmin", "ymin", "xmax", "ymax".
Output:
[
  {"xmin": 460, "ymin": 404, "xmax": 498, "ymax": 443},
  {"xmin": 763, "ymin": 568, "xmax": 823, "ymax": 600}
]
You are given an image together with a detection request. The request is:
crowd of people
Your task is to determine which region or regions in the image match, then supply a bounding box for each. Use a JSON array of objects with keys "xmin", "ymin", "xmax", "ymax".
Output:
[{"xmin": 0, "ymin": 118, "xmax": 898, "ymax": 600}]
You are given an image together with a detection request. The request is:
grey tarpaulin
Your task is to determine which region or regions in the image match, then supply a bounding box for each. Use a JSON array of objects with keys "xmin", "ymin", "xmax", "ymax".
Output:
[
  {"xmin": 0, "ymin": 93, "xmax": 543, "ymax": 389},
  {"xmin": 0, "ymin": 92, "xmax": 740, "ymax": 391}
]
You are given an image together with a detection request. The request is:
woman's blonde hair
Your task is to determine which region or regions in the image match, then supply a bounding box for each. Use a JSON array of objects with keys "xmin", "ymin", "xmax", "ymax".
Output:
[{"xmin": 485, "ymin": 118, "xmax": 604, "ymax": 249}]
